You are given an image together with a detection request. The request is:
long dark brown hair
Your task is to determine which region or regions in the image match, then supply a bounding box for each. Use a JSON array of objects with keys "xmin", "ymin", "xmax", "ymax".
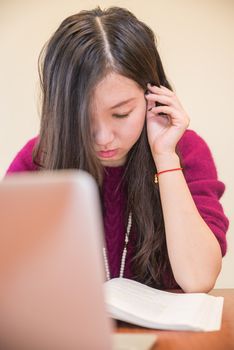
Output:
[{"xmin": 34, "ymin": 6, "xmax": 177, "ymax": 287}]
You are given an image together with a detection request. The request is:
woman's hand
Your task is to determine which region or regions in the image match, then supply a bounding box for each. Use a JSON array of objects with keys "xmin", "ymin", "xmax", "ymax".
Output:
[{"xmin": 145, "ymin": 83, "xmax": 190, "ymax": 157}]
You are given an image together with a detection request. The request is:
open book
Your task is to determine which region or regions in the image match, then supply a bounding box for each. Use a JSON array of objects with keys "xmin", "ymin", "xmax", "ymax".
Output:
[{"xmin": 104, "ymin": 278, "xmax": 223, "ymax": 332}]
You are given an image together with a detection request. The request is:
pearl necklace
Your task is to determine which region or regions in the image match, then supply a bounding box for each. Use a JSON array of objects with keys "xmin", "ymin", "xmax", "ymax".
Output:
[{"xmin": 103, "ymin": 212, "xmax": 132, "ymax": 280}]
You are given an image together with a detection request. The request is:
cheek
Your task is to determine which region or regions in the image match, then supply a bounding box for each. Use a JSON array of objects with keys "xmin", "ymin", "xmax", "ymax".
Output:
[
  {"xmin": 132, "ymin": 106, "xmax": 146, "ymax": 133},
  {"xmin": 123, "ymin": 111, "xmax": 146, "ymax": 143}
]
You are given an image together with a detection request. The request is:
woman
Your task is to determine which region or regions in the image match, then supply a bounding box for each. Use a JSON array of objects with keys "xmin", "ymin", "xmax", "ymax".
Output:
[{"xmin": 6, "ymin": 7, "xmax": 229, "ymax": 292}]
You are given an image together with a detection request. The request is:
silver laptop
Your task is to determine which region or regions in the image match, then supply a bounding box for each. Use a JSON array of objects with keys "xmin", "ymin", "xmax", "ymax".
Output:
[{"xmin": 0, "ymin": 170, "xmax": 113, "ymax": 350}]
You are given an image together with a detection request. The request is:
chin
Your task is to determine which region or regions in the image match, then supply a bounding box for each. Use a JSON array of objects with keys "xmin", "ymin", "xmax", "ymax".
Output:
[{"xmin": 100, "ymin": 157, "xmax": 126, "ymax": 167}]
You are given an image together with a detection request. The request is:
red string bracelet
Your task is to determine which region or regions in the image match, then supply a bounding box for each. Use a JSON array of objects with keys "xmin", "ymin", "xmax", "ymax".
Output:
[{"xmin": 154, "ymin": 167, "xmax": 183, "ymax": 184}]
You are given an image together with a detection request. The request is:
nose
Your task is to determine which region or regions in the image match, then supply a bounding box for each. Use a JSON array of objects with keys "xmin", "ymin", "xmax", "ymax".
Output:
[{"xmin": 93, "ymin": 121, "xmax": 115, "ymax": 148}]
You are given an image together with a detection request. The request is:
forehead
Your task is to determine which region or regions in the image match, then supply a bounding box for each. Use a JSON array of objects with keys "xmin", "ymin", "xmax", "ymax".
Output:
[{"xmin": 92, "ymin": 73, "xmax": 142, "ymax": 109}]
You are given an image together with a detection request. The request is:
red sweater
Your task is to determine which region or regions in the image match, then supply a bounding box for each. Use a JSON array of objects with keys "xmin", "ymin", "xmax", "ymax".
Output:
[{"xmin": 6, "ymin": 129, "xmax": 229, "ymax": 288}]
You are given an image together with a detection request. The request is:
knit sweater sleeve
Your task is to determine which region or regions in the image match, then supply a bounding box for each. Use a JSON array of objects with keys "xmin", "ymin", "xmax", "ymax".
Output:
[
  {"xmin": 5, "ymin": 137, "xmax": 38, "ymax": 174},
  {"xmin": 177, "ymin": 129, "xmax": 229, "ymax": 256}
]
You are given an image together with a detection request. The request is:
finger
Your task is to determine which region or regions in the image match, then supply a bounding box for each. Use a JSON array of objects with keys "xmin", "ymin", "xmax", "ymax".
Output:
[
  {"xmin": 160, "ymin": 85, "xmax": 176, "ymax": 96},
  {"xmin": 147, "ymin": 83, "xmax": 174, "ymax": 97},
  {"xmin": 145, "ymin": 93, "xmax": 176, "ymax": 107},
  {"xmin": 148, "ymin": 105, "xmax": 173, "ymax": 115},
  {"xmin": 149, "ymin": 106, "xmax": 190, "ymax": 127}
]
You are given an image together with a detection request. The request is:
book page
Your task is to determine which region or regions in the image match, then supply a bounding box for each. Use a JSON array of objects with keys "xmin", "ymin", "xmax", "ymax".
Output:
[{"xmin": 104, "ymin": 278, "xmax": 223, "ymax": 331}]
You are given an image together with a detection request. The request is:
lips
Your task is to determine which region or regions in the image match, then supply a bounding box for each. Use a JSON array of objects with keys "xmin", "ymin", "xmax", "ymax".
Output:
[{"xmin": 97, "ymin": 149, "xmax": 118, "ymax": 158}]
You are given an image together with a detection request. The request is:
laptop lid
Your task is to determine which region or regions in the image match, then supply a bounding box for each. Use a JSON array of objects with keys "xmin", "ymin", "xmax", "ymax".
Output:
[{"xmin": 0, "ymin": 170, "xmax": 113, "ymax": 350}]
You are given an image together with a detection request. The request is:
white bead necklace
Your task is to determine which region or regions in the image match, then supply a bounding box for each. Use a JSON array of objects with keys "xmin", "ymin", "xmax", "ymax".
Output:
[{"xmin": 103, "ymin": 212, "xmax": 132, "ymax": 280}]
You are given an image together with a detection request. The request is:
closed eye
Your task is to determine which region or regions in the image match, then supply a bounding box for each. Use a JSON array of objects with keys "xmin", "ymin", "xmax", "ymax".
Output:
[
  {"xmin": 113, "ymin": 114, "xmax": 129, "ymax": 118},
  {"xmin": 112, "ymin": 110, "xmax": 132, "ymax": 118}
]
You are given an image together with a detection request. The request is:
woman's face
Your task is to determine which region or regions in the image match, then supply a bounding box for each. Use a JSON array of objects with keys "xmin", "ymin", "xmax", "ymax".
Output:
[{"xmin": 91, "ymin": 72, "xmax": 147, "ymax": 167}]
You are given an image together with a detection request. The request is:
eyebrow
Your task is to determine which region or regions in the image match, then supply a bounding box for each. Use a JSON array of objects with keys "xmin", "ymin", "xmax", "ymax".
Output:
[{"xmin": 110, "ymin": 98, "xmax": 136, "ymax": 109}]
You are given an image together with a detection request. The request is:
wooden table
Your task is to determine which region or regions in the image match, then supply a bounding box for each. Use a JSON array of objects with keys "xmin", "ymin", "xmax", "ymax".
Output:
[{"xmin": 116, "ymin": 289, "xmax": 234, "ymax": 350}]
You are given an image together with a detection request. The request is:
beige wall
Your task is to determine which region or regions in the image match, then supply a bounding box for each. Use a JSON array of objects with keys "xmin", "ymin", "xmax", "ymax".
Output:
[{"xmin": 0, "ymin": 0, "xmax": 233, "ymax": 287}]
